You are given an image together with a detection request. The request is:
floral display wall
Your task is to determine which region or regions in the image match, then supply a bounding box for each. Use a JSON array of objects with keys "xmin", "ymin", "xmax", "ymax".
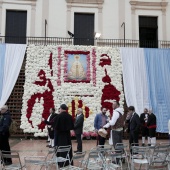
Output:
[{"xmin": 21, "ymin": 45, "xmax": 124, "ymax": 137}]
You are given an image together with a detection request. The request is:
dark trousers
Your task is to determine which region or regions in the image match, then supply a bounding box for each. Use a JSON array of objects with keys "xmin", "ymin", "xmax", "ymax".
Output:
[
  {"xmin": 149, "ymin": 128, "xmax": 156, "ymax": 138},
  {"xmin": 98, "ymin": 135, "xmax": 106, "ymax": 146},
  {"xmin": 112, "ymin": 130, "xmax": 123, "ymax": 148},
  {"xmin": 0, "ymin": 133, "xmax": 12, "ymax": 163},
  {"xmin": 129, "ymin": 131, "xmax": 139, "ymax": 154},
  {"xmin": 129, "ymin": 130, "xmax": 139, "ymax": 146},
  {"xmin": 54, "ymin": 130, "xmax": 58, "ymax": 146},
  {"xmin": 141, "ymin": 126, "xmax": 149, "ymax": 137},
  {"xmin": 76, "ymin": 134, "xmax": 82, "ymax": 152}
]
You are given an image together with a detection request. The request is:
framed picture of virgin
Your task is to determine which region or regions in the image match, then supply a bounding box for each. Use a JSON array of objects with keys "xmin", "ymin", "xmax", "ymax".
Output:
[{"xmin": 64, "ymin": 51, "xmax": 90, "ymax": 83}]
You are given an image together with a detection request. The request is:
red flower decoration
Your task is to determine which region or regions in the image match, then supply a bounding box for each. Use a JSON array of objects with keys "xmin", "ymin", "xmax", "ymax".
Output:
[
  {"xmin": 99, "ymin": 54, "xmax": 111, "ymax": 67},
  {"xmin": 70, "ymin": 99, "xmax": 90, "ymax": 120},
  {"xmin": 26, "ymin": 54, "xmax": 55, "ymax": 131},
  {"xmin": 100, "ymin": 69, "xmax": 120, "ymax": 116},
  {"xmin": 78, "ymin": 100, "xmax": 83, "ymax": 108}
]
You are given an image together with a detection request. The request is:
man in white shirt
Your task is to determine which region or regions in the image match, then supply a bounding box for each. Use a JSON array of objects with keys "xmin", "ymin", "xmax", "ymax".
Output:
[{"xmin": 103, "ymin": 100, "xmax": 124, "ymax": 148}]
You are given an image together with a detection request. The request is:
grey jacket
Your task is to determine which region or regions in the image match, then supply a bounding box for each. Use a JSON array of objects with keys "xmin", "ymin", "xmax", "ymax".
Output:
[{"xmin": 74, "ymin": 114, "xmax": 84, "ymax": 135}]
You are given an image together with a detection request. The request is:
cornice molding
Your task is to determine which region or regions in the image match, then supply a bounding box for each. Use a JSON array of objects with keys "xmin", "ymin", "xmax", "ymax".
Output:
[
  {"xmin": 66, "ymin": 0, "xmax": 104, "ymax": 4},
  {"xmin": 130, "ymin": 0, "xmax": 168, "ymax": 12},
  {"xmin": 2, "ymin": 0, "xmax": 36, "ymax": 6}
]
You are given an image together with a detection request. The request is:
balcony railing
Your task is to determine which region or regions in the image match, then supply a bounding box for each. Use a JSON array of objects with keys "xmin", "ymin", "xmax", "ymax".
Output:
[{"xmin": 0, "ymin": 36, "xmax": 170, "ymax": 48}]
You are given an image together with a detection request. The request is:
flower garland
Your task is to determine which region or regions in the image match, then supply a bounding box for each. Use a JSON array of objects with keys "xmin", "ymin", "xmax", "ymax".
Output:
[
  {"xmin": 57, "ymin": 47, "xmax": 62, "ymax": 86},
  {"xmin": 21, "ymin": 45, "xmax": 124, "ymax": 137},
  {"xmin": 92, "ymin": 48, "xmax": 97, "ymax": 86}
]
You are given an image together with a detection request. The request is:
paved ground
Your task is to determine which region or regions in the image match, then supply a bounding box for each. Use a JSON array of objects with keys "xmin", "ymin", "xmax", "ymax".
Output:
[{"xmin": 3, "ymin": 138, "xmax": 169, "ymax": 169}]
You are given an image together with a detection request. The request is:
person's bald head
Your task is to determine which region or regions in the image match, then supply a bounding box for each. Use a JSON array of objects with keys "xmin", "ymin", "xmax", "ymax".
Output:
[
  {"xmin": 77, "ymin": 108, "xmax": 83, "ymax": 115},
  {"xmin": 0, "ymin": 105, "xmax": 8, "ymax": 113},
  {"xmin": 148, "ymin": 109, "xmax": 152, "ymax": 115}
]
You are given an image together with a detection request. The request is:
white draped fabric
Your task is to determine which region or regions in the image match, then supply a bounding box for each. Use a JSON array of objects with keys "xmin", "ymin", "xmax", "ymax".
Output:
[
  {"xmin": 0, "ymin": 44, "xmax": 26, "ymax": 108},
  {"xmin": 120, "ymin": 48, "xmax": 149, "ymax": 115}
]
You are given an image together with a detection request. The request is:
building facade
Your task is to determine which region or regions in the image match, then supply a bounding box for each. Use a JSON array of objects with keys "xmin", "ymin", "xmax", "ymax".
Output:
[{"xmin": 0, "ymin": 0, "xmax": 170, "ymax": 46}]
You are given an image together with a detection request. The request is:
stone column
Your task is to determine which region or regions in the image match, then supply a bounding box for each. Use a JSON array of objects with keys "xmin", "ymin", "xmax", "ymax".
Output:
[
  {"xmin": 98, "ymin": 4, "xmax": 103, "ymax": 38},
  {"xmin": 30, "ymin": 2, "xmax": 36, "ymax": 36},
  {"xmin": 131, "ymin": 6, "xmax": 136, "ymax": 40},
  {"xmin": 42, "ymin": 0, "xmax": 49, "ymax": 37},
  {"xmin": 162, "ymin": 8, "xmax": 167, "ymax": 40},
  {"xmin": 66, "ymin": 4, "xmax": 71, "ymax": 37}
]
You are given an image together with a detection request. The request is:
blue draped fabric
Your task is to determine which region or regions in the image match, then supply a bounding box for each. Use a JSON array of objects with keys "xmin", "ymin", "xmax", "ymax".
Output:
[
  {"xmin": 144, "ymin": 48, "xmax": 170, "ymax": 133},
  {"xmin": 0, "ymin": 44, "xmax": 6, "ymax": 100}
]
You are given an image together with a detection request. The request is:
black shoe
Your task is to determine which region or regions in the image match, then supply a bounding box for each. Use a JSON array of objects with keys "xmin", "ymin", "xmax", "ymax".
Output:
[
  {"xmin": 148, "ymin": 144, "xmax": 151, "ymax": 146},
  {"xmin": 142, "ymin": 143, "xmax": 145, "ymax": 146},
  {"xmin": 74, "ymin": 150, "xmax": 78, "ymax": 153},
  {"xmin": 46, "ymin": 140, "xmax": 50, "ymax": 143}
]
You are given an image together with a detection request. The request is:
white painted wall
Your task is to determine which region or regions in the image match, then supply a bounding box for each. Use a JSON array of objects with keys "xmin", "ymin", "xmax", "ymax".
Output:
[
  {"xmin": 0, "ymin": 0, "xmax": 170, "ymax": 41},
  {"xmin": 48, "ymin": 0, "xmax": 67, "ymax": 37},
  {"xmin": 102, "ymin": 0, "xmax": 119, "ymax": 39}
]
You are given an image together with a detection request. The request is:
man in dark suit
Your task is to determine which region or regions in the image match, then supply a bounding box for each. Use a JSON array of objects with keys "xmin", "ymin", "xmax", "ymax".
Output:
[
  {"xmin": 74, "ymin": 108, "xmax": 84, "ymax": 153},
  {"xmin": 126, "ymin": 106, "xmax": 140, "ymax": 146},
  {"xmin": 140, "ymin": 108, "xmax": 150, "ymax": 146}
]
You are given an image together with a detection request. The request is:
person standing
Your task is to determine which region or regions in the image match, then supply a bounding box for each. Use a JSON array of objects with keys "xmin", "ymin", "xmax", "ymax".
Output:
[
  {"xmin": 53, "ymin": 108, "xmax": 61, "ymax": 147},
  {"xmin": 103, "ymin": 100, "xmax": 124, "ymax": 148},
  {"xmin": 126, "ymin": 106, "xmax": 140, "ymax": 146},
  {"xmin": 140, "ymin": 108, "xmax": 150, "ymax": 146},
  {"xmin": 42, "ymin": 108, "xmax": 57, "ymax": 148},
  {"xmin": 74, "ymin": 108, "xmax": 84, "ymax": 153},
  {"xmin": 55, "ymin": 104, "xmax": 74, "ymax": 166},
  {"xmin": 0, "ymin": 105, "xmax": 12, "ymax": 165},
  {"xmin": 94, "ymin": 108, "xmax": 108, "ymax": 145},
  {"xmin": 147, "ymin": 109, "xmax": 157, "ymax": 146}
]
